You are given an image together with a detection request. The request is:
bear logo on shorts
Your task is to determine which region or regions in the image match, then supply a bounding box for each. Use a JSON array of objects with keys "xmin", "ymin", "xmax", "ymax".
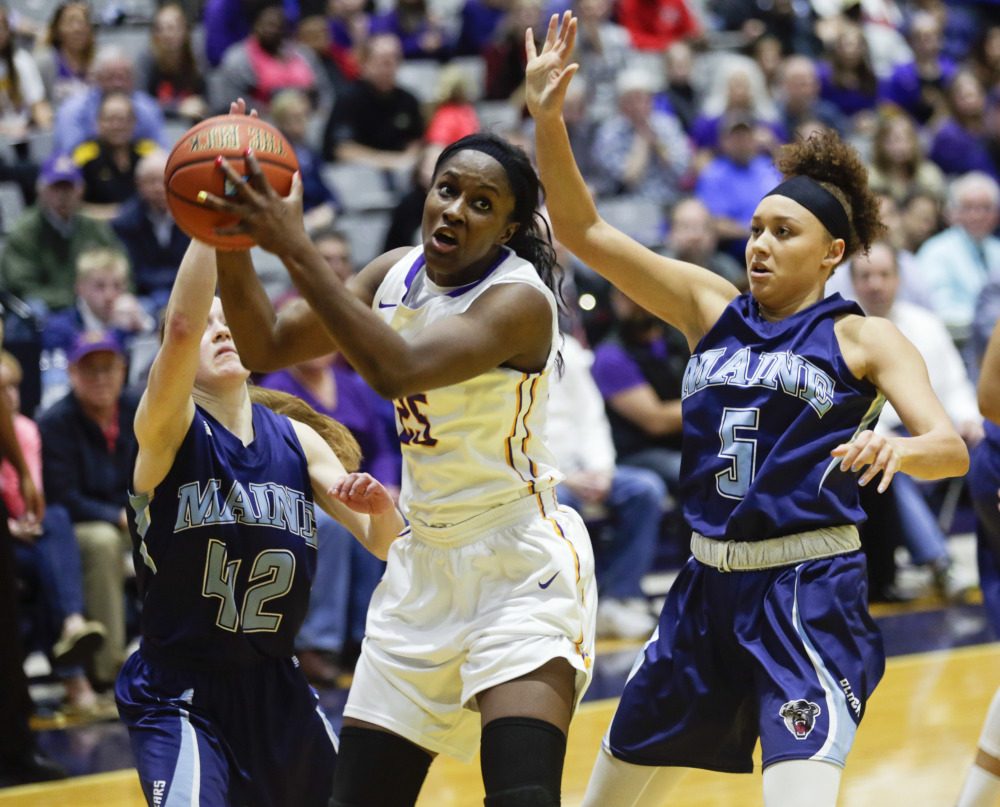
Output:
[{"xmin": 779, "ymin": 699, "xmax": 821, "ymax": 740}]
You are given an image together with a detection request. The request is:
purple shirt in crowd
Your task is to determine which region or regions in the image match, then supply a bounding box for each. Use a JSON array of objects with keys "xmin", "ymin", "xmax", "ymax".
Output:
[{"xmin": 260, "ymin": 363, "xmax": 401, "ymax": 487}]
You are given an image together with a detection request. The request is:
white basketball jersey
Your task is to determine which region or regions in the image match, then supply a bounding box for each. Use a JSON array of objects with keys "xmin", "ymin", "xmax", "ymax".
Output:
[{"xmin": 373, "ymin": 246, "xmax": 564, "ymax": 527}]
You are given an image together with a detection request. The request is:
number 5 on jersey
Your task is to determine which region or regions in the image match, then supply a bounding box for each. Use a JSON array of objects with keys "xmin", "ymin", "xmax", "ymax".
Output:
[{"xmin": 717, "ymin": 408, "xmax": 760, "ymax": 500}]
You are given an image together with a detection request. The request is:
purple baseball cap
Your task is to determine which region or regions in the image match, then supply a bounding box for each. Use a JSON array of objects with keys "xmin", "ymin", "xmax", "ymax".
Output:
[
  {"xmin": 68, "ymin": 330, "xmax": 124, "ymax": 364},
  {"xmin": 40, "ymin": 154, "xmax": 83, "ymax": 187}
]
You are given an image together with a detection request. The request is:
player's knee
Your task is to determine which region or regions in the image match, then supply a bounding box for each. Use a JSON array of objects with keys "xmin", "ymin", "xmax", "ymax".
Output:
[
  {"xmin": 329, "ymin": 726, "xmax": 431, "ymax": 807},
  {"xmin": 480, "ymin": 717, "xmax": 566, "ymax": 807}
]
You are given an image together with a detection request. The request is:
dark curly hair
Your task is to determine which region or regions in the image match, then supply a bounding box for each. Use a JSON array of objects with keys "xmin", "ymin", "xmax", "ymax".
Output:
[
  {"xmin": 773, "ymin": 129, "xmax": 885, "ymax": 261},
  {"xmin": 433, "ymin": 132, "xmax": 563, "ymax": 312}
]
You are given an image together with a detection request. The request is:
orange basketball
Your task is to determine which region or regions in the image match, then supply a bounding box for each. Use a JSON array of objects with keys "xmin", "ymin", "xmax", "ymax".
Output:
[{"xmin": 164, "ymin": 115, "xmax": 299, "ymax": 250}]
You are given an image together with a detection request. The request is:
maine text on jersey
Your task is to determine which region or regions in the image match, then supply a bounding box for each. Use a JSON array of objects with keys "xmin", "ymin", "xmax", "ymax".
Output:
[
  {"xmin": 681, "ymin": 348, "xmax": 836, "ymax": 417},
  {"xmin": 173, "ymin": 479, "xmax": 317, "ymax": 541}
]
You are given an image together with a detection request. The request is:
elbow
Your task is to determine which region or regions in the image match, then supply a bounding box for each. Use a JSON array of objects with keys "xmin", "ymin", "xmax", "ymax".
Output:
[
  {"xmin": 163, "ymin": 310, "xmax": 202, "ymax": 345},
  {"xmin": 367, "ymin": 369, "xmax": 416, "ymax": 401},
  {"xmin": 953, "ymin": 437, "xmax": 971, "ymax": 477}
]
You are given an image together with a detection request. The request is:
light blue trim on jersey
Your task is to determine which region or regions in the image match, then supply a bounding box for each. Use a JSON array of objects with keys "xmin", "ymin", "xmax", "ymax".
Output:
[
  {"xmin": 163, "ymin": 706, "xmax": 201, "ymax": 807},
  {"xmin": 316, "ymin": 702, "xmax": 340, "ymax": 753},
  {"xmin": 129, "ymin": 490, "xmax": 157, "ymax": 574},
  {"xmin": 816, "ymin": 392, "xmax": 886, "ymax": 495},
  {"xmin": 791, "ymin": 565, "xmax": 855, "ymax": 768}
]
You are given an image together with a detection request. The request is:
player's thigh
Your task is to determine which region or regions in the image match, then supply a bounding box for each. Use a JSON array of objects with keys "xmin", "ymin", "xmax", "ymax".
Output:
[
  {"xmin": 127, "ymin": 708, "xmax": 234, "ymax": 807},
  {"xmin": 476, "ymin": 657, "xmax": 577, "ymax": 734}
]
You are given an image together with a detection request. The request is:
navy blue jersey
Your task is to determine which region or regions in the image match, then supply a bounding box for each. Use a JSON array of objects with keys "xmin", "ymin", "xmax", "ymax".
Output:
[
  {"xmin": 128, "ymin": 403, "xmax": 319, "ymax": 667},
  {"xmin": 679, "ymin": 293, "xmax": 884, "ymax": 542}
]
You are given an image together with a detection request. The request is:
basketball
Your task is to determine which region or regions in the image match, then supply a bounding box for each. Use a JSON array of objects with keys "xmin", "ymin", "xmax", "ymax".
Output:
[{"xmin": 164, "ymin": 115, "xmax": 299, "ymax": 250}]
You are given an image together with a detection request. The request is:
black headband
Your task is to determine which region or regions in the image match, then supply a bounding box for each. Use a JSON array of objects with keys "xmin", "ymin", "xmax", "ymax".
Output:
[{"xmin": 763, "ymin": 175, "xmax": 851, "ymax": 243}]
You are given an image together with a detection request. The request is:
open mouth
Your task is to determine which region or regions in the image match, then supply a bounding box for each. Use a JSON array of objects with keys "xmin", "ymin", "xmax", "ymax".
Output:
[{"xmin": 432, "ymin": 228, "xmax": 458, "ymax": 249}]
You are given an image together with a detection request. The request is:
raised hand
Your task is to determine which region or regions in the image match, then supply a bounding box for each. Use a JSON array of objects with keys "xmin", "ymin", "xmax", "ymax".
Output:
[
  {"xmin": 830, "ymin": 430, "xmax": 901, "ymax": 493},
  {"xmin": 525, "ymin": 12, "xmax": 579, "ymax": 120},
  {"xmin": 329, "ymin": 473, "xmax": 396, "ymax": 516},
  {"xmin": 197, "ymin": 150, "xmax": 308, "ymax": 254}
]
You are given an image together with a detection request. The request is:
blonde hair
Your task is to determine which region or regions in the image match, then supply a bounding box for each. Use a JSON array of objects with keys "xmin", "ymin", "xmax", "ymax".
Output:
[
  {"xmin": 248, "ymin": 385, "xmax": 362, "ymax": 472},
  {"xmin": 76, "ymin": 248, "xmax": 130, "ymax": 282}
]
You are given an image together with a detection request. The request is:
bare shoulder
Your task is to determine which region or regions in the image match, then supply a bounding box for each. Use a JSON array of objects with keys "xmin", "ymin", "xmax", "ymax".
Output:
[
  {"xmin": 348, "ymin": 247, "xmax": 415, "ymax": 306},
  {"xmin": 834, "ymin": 313, "xmax": 906, "ymax": 381}
]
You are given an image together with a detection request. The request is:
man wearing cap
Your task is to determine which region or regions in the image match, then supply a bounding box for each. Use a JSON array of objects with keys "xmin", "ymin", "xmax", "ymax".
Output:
[
  {"xmin": 38, "ymin": 330, "xmax": 139, "ymax": 688},
  {"xmin": 591, "ymin": 67, "xmax": 691, "ymax": 206},
  {"xmin": 694, "ymin": 112, "xmax": 783, "ymax": 257},
  {"xmin": 0, "ymin": 154, "xmax": 125, "ymax": 316}
]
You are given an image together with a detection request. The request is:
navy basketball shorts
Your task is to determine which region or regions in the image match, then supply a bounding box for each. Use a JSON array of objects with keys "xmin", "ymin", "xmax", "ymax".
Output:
[
  {"xmin": 604, "ymin": 551, "xmax": 884, "ymax": 773},
  {"xmin": 970, "ymin": 441, "xmax": 1000, "ymax": 636},
  {"xmin": 115, "ymin": 650, "xmax": 338, "ymax": 807}
]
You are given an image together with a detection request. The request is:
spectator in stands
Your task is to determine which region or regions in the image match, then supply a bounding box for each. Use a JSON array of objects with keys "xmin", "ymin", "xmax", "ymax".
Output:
[
  {"xmin": 424, "ymin": 66, "xmax": 480, "ymax": 147},
  {"xmin": 72, "ymin": 92, "xmax": 160, "ymax": 218},
  {"xmin": 882, "ymin": 11, "xmax": 955, "ymax": 126},
  {"xmin": 137, "ymin": 4, "xmax": 208, "ymax": 123},
  {"xmin": 322, "ymin": 34, "xmax": 424, "ymax": 170},
  {"xmin": 0, "ymin": 334, "xmax": 66, "ymax": 786},
  {"xmin": 202, "ymin": 0, "xmax": 280, "ymax": 69},
  {"xmin": 483, "ymin": 0, "xmax": 543, "ymax": 101},
  {"xmin": 915, "ymin": 171, "xmax": 1000, "ymax": 334},
  {"xmin": 259, "ymin": 231, "xmax": 399, "ymax": 682},
  {"xmin": 42, "ymin": 248, "xmax": 154, "ymax": 371},
  {"xmin": 270, "ymin": 89, "xmax": 340, "ymax": 232},
  {"xmin": 776, "ymin": 54, "xmax": 846, "ymax": 137},
  {"xmin": 38, "ymin": 330, "xmax": 139, "ymax": 689},
  {"xmin": 694, "ymin": 112, "xmax": 782, "ymax": 255},
  {"xmin": 0, "ymin": 6, "xmax": 53, "ymax": 141},
  {"xmin": 852, "ymin": 241, "xmax": 981, "ymax": 600},
  {"xmin": 569, "ymin": 0, "xmax": 631, "ymax": 123},
  {"xmin": 900, "ymin": 187, "xmax": 943, "ymax": 254},
  {"xmin": 548, "ymin": 327, "xmax": 662, "ymax": 640},
  {"xmin": 52, "ymin": 45, "xmax": 165, "ymax": 154},
  {"xmin": 818, "ymin": 23, "xmax": 880, "ymax": 119},
  {"xmin": 1, "ymin": 352, "xmax": 111, "ymax": 718},
  {"xmin": 591, "ymin": 68, "xmax": 691, "ymax": 205},
  {"xmin": 616, "ymin": 0, "xmax": 701, "ymax": 51},
  {"xmin": 828, "ymin": 193, "xmax": 934, "ymax": 310},
  {"xmin": 371, "ymin": 0, "xmax": 450, "ymax": 60},
  {"xmin": 656, "ymin": 41, "xmax": 697, "ymax": 134},
  {"xmin": 969, "ymin": 24, "xmax": 1000, "ymax": 95},
  {"xmin": 383, "ymin": 142, "xmax": 442, "ymax": 251},
  {"xmin": 867, "ymin": 113, "xmax": 946, "ymax": 207},
  {"xmin": 296, "ymin": 14, "xmax": 355, "ymax": 102},
  {"xmin": 110, "ymin": 150, "xmax": 189, "ymax": 315},
  {"xmin": 0, "ymin": 154, "xmax": 124, "ymax": 316},
  {"xmin": 454, "ymin": 0, "xmax": 509, "ymax": 57},
  {"xmin": 659, "ymin": 197, "xmax": 747, "ymax": 290},
  {"xmin": 591, "ymin": 287, "xmax": 689, "ymax": 496},
  {"xmin": 690, "ymin": 59, "xmax": 784, "ymax": 163},
  {"xmin": 929, "ymin": 70, "xmax": 1000, "ymax": 180},
  {"xmin": 34, "ymin": 2, "xmax": 94, "ymax": 109},
  {"xmin": 326, "ymin": 0, "xmax": 370, "ymax": 78},
  {"xmin": 212, "ymin": 1, "xmax": 328, "ymax": 114}
]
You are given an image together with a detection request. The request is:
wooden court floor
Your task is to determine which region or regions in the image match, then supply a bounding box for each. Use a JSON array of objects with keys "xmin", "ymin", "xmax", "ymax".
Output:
[{"xmin": 1, "ymin": 642, "xmax": 995, "ymax": 807}]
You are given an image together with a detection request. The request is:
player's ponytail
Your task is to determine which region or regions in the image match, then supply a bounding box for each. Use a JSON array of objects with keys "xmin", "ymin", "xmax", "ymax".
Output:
[{"xmin": 248, "ymin": 386, "xmax": 361, "ymax": 472}]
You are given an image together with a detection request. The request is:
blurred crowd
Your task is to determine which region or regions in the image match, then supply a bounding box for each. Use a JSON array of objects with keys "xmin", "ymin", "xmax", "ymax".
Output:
[{"xmin": 2, "ymin": 0, "xmax": 1000, "ymax": 780}]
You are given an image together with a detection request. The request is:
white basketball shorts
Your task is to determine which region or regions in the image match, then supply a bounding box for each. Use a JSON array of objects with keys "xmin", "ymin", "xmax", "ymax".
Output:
[{"xmin": 343, "ymin": 488, "xmax": 597, "ymax": 763}]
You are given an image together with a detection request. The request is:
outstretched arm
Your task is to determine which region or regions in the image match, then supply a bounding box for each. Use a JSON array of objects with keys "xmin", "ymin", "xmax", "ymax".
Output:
[
  {"xmin": 132, "ymin": 241, "xmax": 213, "ymax": 493},
  {"xmin": 291, "ymin": 421, "xmax": 404, "ymax": 560},
  {"xmin": 525, "ymin": 13, "xmax": 738, "ymax": 348}
]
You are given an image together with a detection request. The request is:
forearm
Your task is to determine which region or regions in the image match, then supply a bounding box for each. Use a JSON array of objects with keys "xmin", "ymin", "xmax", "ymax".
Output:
[
  {"xmin": 217, "ymin": 249, "xmax": 339, "ymax": 372},
  {"xmin": 533, "ymin": 112, "xmax": 602, "ymax": 252},
  {"xmin": 163, "ymin": 240, "xmax": 217, "ymax": 342},
  {"xmin": 365, "ymin": 507, "xmax": 406, "ymax": 560},
  {"xmin": 892, "ymin": 428, "xmax": 969, "ymax": 479}
]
